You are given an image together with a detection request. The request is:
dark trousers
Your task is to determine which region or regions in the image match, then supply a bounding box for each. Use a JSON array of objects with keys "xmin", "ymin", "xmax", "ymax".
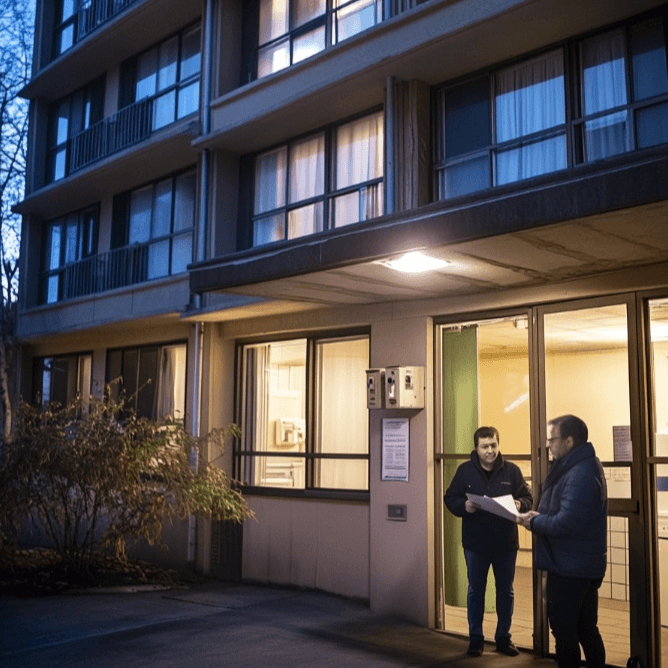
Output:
[
  {"xmin": 464, "ymin": 548, "xmax": 517, "ymax": 643},
  {"xmin": 546, "ymin": 572, "xmax": 606, "ymax": 668}
]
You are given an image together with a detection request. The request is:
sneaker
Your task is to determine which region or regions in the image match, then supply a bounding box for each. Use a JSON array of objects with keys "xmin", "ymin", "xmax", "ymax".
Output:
[
  {"xmin": 467, "ymin": 640, "xmax": 484, "ymax": 656},
  {"xmin": 495, "ymin": 641, "xmax": 520, "ymax": 656}
]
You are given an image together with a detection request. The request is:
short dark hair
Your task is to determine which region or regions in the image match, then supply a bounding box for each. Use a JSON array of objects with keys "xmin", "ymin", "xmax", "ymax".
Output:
[
  {"xmin": 548, "ymin": 414, "xmax": 588, "ymax": 446},
  {"xmin": 474, "ymin": 426, "xmax": 499, "ymax": 447}
]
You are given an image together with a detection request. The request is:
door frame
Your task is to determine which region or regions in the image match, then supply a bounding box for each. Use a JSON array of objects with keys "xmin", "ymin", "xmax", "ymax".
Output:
[{"xmin": 434, "ymin": 292, "xmax": 655, "ymax": 664}]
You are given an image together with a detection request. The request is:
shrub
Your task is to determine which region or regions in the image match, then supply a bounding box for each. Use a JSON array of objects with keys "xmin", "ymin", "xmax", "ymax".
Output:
[{"xmin": 0, "ymin": 395, "xmax": 254, "ymax": 575}]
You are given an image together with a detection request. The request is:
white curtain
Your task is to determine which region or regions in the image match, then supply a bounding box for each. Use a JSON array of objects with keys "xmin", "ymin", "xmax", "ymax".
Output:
[
  {"xmin": 289, "ymin": 133, "xmax": 324, "ymax": 202},
  {"xmin": 157, "ymin": 344, "xmax": 186, "ymax": 421},
  {"xmin": 294, "ymin": 0, "xmax": 326, "ymax": 28},
  {"xmin": 259, "ymin": 0, "xmax": 288, "ymax": 44},
  {"xmin": 255, "ymin": 146, "xmax": 287, "ymax": 213},
  {"xmin": 581, "ymin": 29, "xmax": 628, "ymax": 161},
  {"xmin": 335, "ymin": 111, "xmax": 384, "ymax": 189},
  {"xmin": 495, "ymin": 50, "xmax": 566, "ymax": 184},
  {"xmin": 495, "ymin": 49, "xmax": 565, "ymax": 142},
  {"xmin": 582, "ymin": 30, "xmax": 627, "ymax": 115}
]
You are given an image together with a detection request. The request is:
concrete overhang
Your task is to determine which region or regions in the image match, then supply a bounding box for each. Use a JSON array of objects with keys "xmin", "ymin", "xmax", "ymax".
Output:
[
  {"xmin": 14, "ymin": 118, "xmax": 200, "ymax": 220},
  {"xmin": 189, "ymin": 150, "xmax": 668, "ymax": 309}
]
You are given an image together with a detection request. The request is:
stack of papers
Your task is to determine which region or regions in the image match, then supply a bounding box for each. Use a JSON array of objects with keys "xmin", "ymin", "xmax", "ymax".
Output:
[{"xmin": 466, "ymin": 493, "xmax": 519, "ymax": 522}]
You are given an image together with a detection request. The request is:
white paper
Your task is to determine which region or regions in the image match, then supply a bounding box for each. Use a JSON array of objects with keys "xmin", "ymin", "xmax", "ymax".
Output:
[
  {"xmin": 381, "ymin": 418, "xmax": 409, "ymax": 482},
  {"xmin": 466, "ymin": 493, "xmax": 519, "ymax": 522}
]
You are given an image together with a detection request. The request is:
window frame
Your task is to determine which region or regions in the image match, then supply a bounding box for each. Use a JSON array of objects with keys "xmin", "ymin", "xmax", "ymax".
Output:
[
  {"xmin": 40, "ymin": 205, "xmax": 99, "ymax": 305},
  {"xmin": 119, "ymin": 22, "xmax": 201, "ymax": 130},
  {"xmin": 252, "ymin": 0, "xmax": 383, "ymax": 80},
  {"xmin": 105, "ymin": 341, "xmax": 188, "ymax": 423},
  {"xmin": 46, "ymin": 76, "xmax": 105, "ymax": 183},
  {"xmin": 433, "ymin": 7, "xmax": 668, "ymax": 201},
  {"xmin": 247, "ymin": 107, "xmax": 384, "ymax": 249},
  {"xmin": 33, "ymin": 351, "xmax": 94, "ymax": 410},
  {"xmin": 235, "ymin": 328, "xmax": 371, "ymax": 499},
  {"xmin": 112, "ymin": 166, "xmax": 197, "ymax": 280}
]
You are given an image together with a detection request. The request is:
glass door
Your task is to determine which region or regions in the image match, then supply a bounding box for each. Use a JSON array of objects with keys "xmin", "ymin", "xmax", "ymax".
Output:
[
  {"xmin": 647, "ymin": 296, "xmax": 668, "ymax": 667},
  {"xmin": 437, "ymin": 314, "xmax": 533, "ymax": 647},
  {"xmin": 540, "ymin": 298, "xmax": 638, "ymax": 667}
]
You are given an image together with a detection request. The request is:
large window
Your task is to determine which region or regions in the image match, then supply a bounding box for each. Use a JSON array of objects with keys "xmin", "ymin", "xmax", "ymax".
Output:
[
  {"xmin": 40, "ymin": 206, "xmax": 98, "ymax": 304},
  {"xmin": 34, "ymin": 353, "xmax": 93, "ymax": 411},
  {"xmin": 434, "ymin": 11, "xmax": 668, "ymax": 200},
  {"xmin": 238, "ymin": 334, "xmax": 369, "ymax": 491},
  {"xmin": 106, "ymin": 343, "xmax": 187, "ymax": 422},
  {"xmin": 47, "ymin": 77, "xmax": 105, "ymax": 183},
  {"xmin": 112, "ymin": 168, "xmax": 196, "ymax": 279},
  {"xmin": 252, "ymin": 110, "xmax": 383, "ymax": 246},
  {"xmin": 120, "ymin": 24, "xmax": 201, "ymax": 130},
  {"xmin": 256, "ymin": 0, "xmax": 382, "ymax": 79}
]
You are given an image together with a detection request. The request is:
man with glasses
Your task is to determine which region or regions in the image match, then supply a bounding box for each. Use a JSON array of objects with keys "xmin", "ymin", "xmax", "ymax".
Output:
[
  {"xmin": 517, "ymin": 414, "xmax": 607, "ymax": 668},
  {"xmin": 445, "ymin": 426, "xmax": 532, "ymax": 657}
]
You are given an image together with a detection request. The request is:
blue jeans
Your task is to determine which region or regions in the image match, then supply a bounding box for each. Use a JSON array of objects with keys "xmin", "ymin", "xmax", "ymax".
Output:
[
  {"xmin": 464, "ymin": 548, "xmax": 517, "ymax": 644},
  {"xmin": 546, "ymin": 572, "xmax": 606, "ymax": 668}
]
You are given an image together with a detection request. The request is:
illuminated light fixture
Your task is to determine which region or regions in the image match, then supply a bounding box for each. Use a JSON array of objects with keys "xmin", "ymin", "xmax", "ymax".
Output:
[{"xmin": 376, "ymin": 251, "xmax": 450, "ymax": 273}]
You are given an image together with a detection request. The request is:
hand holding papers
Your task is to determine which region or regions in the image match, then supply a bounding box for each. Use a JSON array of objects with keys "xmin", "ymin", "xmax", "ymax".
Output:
[{"xmin": 465, "ymin": 493, "xmax": 520, "ymax": 523}]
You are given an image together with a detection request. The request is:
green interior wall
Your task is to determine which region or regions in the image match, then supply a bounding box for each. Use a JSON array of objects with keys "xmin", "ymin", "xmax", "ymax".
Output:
[{"xmin": 442, "ymin": 327, "xmax": 495, "ymax": 612}]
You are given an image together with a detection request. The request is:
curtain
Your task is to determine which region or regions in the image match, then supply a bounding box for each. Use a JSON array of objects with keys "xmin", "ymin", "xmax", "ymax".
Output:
[
  {"xmin": 442, "ymin": 327, "xmax": 487, "ymax": 609},
  {"xmin": 157, "ymin": 345, "xmax": 186, "ymax": 421},
  {"xmin": 334, "ymin": 0, "xmax": 381, "ymax": 43},
  {"xmin": 289, "ymin": 133, "xmax": 324, "ymax": 202},
  {"xmin": 495, "ymin": 50, "xmax": 566, "ymax": 184},
  {"xmin": 581, "ymin": 30, "xmax": 628, "ymax": 161},
  {"xmin": 335, "ymin": 111, "xmax": 384, "ymax": 189},
  {"xmin": 255, "ymin": 146, "xmax": 287, "ymax": 214},
  {"xmin": 129, "ymin": 186, "xmax": 152, "ymax": 243},
  {"xmin": 294, "ymin": 0, "xmax": 326, "ymax": 28},
  {"xmin": 259, "ymin": 0, "xmax": 288, "ymax": 44}
]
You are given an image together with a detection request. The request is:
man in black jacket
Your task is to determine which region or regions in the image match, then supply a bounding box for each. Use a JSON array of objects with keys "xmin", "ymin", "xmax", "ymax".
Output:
[
  {"xmin": 517, "ymin": 415, "xmax": 607, "ymax": 668},
  {"xmin": 445, "ymin": 426, "xmax": 533, "ymax": 657}
]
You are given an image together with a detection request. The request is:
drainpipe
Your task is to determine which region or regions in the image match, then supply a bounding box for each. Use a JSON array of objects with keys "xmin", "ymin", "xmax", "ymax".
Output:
[
  {"xmin": 385, "ymin": 76, "xmax": 395, "ymax": 216},
  {"xmin": 187, "ymin": 0, "xmax": 214, "ymax": 566}
]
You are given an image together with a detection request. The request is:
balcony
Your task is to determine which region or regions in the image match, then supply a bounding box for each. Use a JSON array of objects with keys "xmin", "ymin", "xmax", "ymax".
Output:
[
  {"xmin": 43, "ymin": 237, "xmax": 192, "ymax": 306},
  {"xmin": 75, "ymin": 0, "xmax": 142, "ymax": 44},
  {"xmin": 68, "ymin": 98, "xmax": 153, "ymax": 175}
]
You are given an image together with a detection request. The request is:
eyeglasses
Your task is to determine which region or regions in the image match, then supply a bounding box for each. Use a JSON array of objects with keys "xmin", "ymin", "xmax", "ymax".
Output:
[{"xmin": 546, "ymin": 436, "xmax": 563, "ymax": 442}]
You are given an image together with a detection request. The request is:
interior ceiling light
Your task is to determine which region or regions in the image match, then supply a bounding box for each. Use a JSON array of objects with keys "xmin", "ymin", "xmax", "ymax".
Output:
[{"xmin": 376, "ymin": 251, "xmax": 450, "ymax": 273}]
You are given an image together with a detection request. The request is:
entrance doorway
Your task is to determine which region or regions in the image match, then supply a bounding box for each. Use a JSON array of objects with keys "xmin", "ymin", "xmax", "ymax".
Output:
[{"xmin": 436, "ymin": 296, "xmax": 645, "ymax": 666}]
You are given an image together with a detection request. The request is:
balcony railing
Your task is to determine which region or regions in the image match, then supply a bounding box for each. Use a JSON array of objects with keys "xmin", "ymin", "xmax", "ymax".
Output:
[
  {"xmin": 76, "ymin": 0, "xmax": 142, "ymax": 43},
  {"xmin": 51, "ymin": 240, "xmax": 185, "ymax": 303},
  {"xmin": 69, "ymin": 97, "xmax": 153, "ymax": 174}
]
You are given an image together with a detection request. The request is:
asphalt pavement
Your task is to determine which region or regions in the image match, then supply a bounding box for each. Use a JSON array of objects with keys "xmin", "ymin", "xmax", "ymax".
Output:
[{"xmin": 0, "ymin": 581, "xmax": 557, "ymax": 668}]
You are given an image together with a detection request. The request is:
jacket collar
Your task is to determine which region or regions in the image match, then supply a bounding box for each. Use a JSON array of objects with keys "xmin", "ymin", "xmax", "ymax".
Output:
[
  {"xmin": 544, "ymin": 442, "xmax": 596, "ymax": 488},
  {"xmin": 471, "ymin": 449, "xmax": 504, "ymax": 474}
]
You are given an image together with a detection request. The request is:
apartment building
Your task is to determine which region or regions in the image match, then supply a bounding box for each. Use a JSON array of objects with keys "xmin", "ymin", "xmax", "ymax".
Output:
[{"xmin": 16, "ymin": 1, "xmax": 668, "ymax": 665}]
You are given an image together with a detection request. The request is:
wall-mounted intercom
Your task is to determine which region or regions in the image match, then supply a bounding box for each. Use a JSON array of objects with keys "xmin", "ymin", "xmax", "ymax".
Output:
[
  {"xmin": 275, "ymin": 418, "xmax": 305, "ymax": 446},
  {"xmin": 365, "ymin": 368, "xmax": 385, "ymax": 408},
  {"xmin": 385, "ymin": 366, "xmax": 425, "ymax": 409}
]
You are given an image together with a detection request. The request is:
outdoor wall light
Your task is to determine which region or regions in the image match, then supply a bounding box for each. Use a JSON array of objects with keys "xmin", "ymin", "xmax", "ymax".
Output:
[{"xmin": 376, "ymin": 251, "xmax": 450, "ymax": 273}]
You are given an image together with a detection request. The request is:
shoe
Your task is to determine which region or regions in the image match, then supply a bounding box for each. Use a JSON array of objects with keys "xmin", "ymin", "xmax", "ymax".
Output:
[
  {"xmin": 466, "ymin": 640, "xmax": 484, "ymax": 656},
  {"xmin": 495, "ymin": 641, "xmax": 520, "ymax": 656}
]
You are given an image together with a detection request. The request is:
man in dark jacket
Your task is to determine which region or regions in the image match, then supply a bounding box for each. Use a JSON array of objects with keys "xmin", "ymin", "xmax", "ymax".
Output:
[
  {"xmin": 517, "ymin": 414, "xmax": 607, "ymax": 668},
  {"xmin": 444, "ymin": 426, "xmax": 532, "ymax": 657}
]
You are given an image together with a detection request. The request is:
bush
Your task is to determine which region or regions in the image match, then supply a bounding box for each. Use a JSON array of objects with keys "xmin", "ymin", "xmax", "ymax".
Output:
[{"xmin": 0, "ymin": 396, "xmax": 254, "ymax": 575}]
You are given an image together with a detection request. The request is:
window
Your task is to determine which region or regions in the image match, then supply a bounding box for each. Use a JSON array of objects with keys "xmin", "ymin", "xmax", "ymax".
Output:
[
  {"xmin": 238, "ymin": 334, "xmax": 369, "ymax": 491},
  {"xmin": 252, "ymin": 110, "xmax": 383, "ymax": 246},
  {"xmin": 112, "ymin": 168, "xmax": 196, "ymax": 279},
  {"xmin": 435, "ymin": 50, "xmax": 566, "ymax": 199},
  {"xmin": 577, "ymin": 17, "xmax": 668, "ymax": 162},
  {"xmin": 120, "ymin": 24, "xmax": 201, "ymax": 130},
  {"xmin": 47, "ymin": 77, "xmax": 105, "ymax": 183},
  {"xmin": 34, "ymin": 353, "xmax": 93, "ymax": 411},
  {"xmin": 40, "ymin": 206, "xmax": 98, "ymax": 304},
  {"xmin": 106, "ymin": 343, "xmax": 187, "ymax": 422},
  {"xmin": 256, "ymin": 0, "xmax": 382, "ymax": 79},
  {"xmin": 434, "ymin": 11, "xmax": 668, "ymax": 200},
  {"xmin": 53, "ymin": 0, "xmax": 78, "ymax": 57}
]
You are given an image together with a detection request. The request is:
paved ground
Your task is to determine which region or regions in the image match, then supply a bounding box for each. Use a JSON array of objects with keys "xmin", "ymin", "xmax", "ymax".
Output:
[{"xmin": 0, "ymin": 582, "xmax": 557, "ymax": 668}]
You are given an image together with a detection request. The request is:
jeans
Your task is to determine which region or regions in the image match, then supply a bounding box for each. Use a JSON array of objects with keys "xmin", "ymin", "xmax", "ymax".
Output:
[
  {"xmin": 546, "ymin": 572, "xmax": 606, "ymax": 668},
  {"xmin": 464, "ymin": 548, "xmax": 517, "ymax": 644}
]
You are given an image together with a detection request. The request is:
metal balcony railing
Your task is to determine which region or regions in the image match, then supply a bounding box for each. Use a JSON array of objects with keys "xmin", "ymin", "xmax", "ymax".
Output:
[
  {"xmin": 69, "ymin": 97, "xmax": 153, "ymax": 173},
  {"xmin": 76, "ymin": 0, "xmax": 142, "ymax": 42},
  {"xmin": 56, "ymin": 240, "xmax": 183, "ymax": 302}
]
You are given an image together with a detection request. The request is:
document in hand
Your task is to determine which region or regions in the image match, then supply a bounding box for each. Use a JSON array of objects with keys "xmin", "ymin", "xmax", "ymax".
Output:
[{"xmin": 466, "ymin": 493, "xmax": 519, "ymax": 522}]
